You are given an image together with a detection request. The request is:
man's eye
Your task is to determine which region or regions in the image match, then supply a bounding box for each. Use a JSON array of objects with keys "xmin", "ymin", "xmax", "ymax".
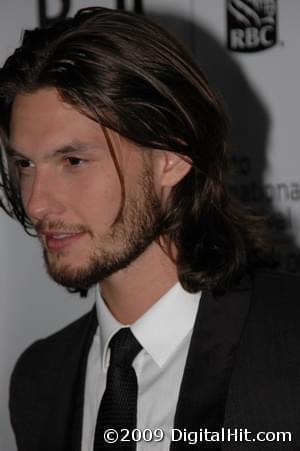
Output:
[
  {"xmin": 14, "ymin": 159, "xmax": 33, "ymax": 170},
  {"xmin": 66, "ymin": 157, "xmax": 85, "ymax": 166}
]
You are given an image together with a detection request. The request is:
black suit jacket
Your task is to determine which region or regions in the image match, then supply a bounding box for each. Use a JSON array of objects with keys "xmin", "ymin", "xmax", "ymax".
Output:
[{"xmin": 9, "ymin": 272, "xmax": 300, "ymax": 450}]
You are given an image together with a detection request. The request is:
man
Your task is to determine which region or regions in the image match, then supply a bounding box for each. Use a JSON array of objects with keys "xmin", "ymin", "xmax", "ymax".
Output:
[{"xmin": 0, "ymin": 6, "xmax": 299, "ymax": 451}]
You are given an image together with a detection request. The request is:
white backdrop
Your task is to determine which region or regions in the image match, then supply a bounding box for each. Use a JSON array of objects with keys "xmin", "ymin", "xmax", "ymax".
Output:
[{"xmin": 1, "ymin": 1, "xmax": 299, "ymax": 449}]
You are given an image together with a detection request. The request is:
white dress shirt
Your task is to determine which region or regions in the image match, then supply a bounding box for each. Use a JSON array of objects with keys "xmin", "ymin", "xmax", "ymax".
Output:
[{"xmin": 82, "ymin": 282, "xmax": 201, "ymax": 451}]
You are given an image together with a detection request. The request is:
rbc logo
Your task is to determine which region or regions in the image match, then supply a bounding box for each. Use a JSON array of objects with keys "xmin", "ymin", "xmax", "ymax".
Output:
[{"xmin": 227, "ymin": 0, "xmax": 277, "ymax": 52}]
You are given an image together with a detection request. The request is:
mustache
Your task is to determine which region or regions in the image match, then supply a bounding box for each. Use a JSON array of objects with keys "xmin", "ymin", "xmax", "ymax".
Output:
[{"xmin": 34, "ymin": 219, "xmax": 91, "ymax": 235}]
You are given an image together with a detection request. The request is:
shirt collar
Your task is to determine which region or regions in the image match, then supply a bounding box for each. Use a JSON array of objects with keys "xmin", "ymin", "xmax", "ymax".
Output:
[
  {"xmin": 95, "ymin": 289, "xmax": 124, "ymax": 371},
  {"xmin": 95, "ymin": 282, "xmax": 201, "ymax": 370}
]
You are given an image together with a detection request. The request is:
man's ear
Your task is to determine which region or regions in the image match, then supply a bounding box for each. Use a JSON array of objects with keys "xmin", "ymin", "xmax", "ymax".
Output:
[{"xmin": 152, "ymin": 150, "xmax": 192, "ymax": 189}]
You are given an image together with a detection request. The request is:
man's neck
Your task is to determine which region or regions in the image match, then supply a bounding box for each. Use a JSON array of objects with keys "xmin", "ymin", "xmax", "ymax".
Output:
[{"xmin": 99, "ymin": 241, "xmax": 178, "ymax": 324}]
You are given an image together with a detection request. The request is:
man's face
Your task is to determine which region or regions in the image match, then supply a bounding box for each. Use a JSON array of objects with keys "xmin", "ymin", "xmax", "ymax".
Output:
[{"xmin": 9, "ymin": 88, "xmax": 163, "ymax": 289}]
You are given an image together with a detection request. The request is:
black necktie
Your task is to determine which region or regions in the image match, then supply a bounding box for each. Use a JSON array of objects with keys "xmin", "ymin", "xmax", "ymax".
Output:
[{"xmin": 93, "ymin": 328, "xmax": 142, "ymax": 450}]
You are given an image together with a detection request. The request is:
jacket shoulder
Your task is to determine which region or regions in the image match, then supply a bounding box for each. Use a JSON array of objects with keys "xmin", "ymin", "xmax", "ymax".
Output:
[
  {"xmin": 10, "ymin": 307, "xmax": 96, "ymax": 416},
  {"xmin": 9, "ymin": 307, "xmax": 96, "ymax": 450},
  {"xmin": 253, "ymin": 270, "xmax": 300, "ymax": 313},
  {"xmin": 13, "ymin": 310, "xmax": 93, "ymax": 374},
  {"xmin": 254, "ymin": 269, "xmax": 300, "ymax": 287},
  {"xmin": 239, "ymin": 270, "xmax": 300, "ymax": 348},
  {"xmin": 11, "ymin": 307, "xmax": 96, "ymax": 386}
]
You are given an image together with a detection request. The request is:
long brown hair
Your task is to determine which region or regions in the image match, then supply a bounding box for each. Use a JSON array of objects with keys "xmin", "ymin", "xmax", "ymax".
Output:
[{"xmin": 0, "ymin": 7, "xmax": 271, "ymax": 293}]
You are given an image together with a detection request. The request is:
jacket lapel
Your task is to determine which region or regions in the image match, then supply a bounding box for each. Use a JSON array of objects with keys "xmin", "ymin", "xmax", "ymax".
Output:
[
  {"xmin": 171, "ymin": 279, "xmax": 252, "ymax": 450},
  {"xmin": 70, "ymin": 306, "xmax": 98, "ymax": 451}
]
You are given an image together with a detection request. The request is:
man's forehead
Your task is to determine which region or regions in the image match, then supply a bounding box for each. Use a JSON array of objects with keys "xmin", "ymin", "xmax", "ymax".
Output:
[
  {"xmin": 9, "ymin": 89, "xmax": 106, "ymax": 154},
  {"xmin": 8, "ymin": 88, "xmax": 148, "ymax": 165}
]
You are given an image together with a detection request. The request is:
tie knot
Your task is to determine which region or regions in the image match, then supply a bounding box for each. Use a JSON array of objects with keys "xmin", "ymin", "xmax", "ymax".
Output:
[{"xmin": 109, "ymin": 328, "xmax": 142, "ymax": 367}]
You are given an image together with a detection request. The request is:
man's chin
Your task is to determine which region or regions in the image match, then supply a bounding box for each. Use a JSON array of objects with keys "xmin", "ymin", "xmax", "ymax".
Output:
[
  {"xmin": 43, "ymin": 251, "xmax": 100, "ymax": 290},
  {"xmin": 45, "ymin": 264, "xmax": 98, "ymax": 290}
]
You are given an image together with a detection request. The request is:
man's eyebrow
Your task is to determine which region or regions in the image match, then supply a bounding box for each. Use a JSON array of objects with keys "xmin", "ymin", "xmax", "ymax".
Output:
[
  {"xmin": 5, "ymin": 145, "xmax": 26, "ymax": 158},
  {"xmin": 5, "ymin": 142, "xmax": 97, "ymax": 159},
  {"xmin": 54, "ymin": 142, "xmax": 94, "ymax": 156}
]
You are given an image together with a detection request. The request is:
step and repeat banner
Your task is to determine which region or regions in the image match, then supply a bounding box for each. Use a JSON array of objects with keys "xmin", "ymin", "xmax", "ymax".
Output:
[{"xmin": 1, "ymin": 1, "xmax": 299, "ymax": 449}]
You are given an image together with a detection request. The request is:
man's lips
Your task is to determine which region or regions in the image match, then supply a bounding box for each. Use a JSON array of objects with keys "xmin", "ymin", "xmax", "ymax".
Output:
[{"xmin": 41, "ymin": 231, "xmax": 86, "ymax": 251}]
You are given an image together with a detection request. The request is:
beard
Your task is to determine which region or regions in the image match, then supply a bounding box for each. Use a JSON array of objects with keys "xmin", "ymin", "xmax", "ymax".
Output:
[{"xmin": 40, "ymin": 164, "xmax": 163, "ymax": 291}]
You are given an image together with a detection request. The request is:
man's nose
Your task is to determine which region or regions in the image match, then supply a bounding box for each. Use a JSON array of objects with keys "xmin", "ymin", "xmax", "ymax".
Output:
[{"xmin": 24, "ymin": 173, "xmax": 65, "ymax": 222}]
